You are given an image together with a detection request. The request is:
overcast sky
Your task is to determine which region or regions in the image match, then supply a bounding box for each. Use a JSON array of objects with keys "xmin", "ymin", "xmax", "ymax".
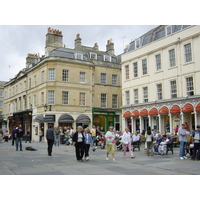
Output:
[{"xmin": 0, "ymin": 25, "xmax": 157, "ymax": 81}]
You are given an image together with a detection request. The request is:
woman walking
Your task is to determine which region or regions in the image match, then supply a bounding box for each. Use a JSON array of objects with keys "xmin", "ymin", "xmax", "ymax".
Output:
[
  {"xmin": 122, "ymin": 127, "xmax": 134, "ymax": 158},
  {"xmin": 83, "ymin": 128, "xmax": 93, "ymax": 161},
  {"xmin": 105, "ymin": 126, "xmax": 116, "ymax": 161},
  {"xmin": 72, "ymin": 126, "xmax": 85, "ymax": 162},
  {"xmin": 145, "ymin": 126, "xmax": 154, "ymax": 156}
]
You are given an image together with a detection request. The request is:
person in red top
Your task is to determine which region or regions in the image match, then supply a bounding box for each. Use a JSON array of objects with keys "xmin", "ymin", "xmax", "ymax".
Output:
[
  {"xmin": 185, "ymin": 122, "xmax": 189, "ymax": 130},
  {"xmin": 174, "ymin": 125, "xmax": 179, "ymax": 135}
]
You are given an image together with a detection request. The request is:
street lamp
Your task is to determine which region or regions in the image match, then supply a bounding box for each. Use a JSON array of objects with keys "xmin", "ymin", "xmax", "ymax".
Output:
[{"xmin": 44, "ymin": 104, "xmax": 52, "ymax": 112}]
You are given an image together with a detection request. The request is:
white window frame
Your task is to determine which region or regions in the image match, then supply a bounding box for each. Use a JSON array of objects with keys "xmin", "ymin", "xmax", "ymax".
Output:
[
  {"xmin": 134, "ymin": 89, "xmax": 139, "ymax": 104},
  {"xmin": 62, "ymin": 91, "xmax": 69, "ymax": 105},
  {"xmin": 142, "ymin": 59, "xmax": 147, "ymax": 75},
  {"xmin": 125, "ymin": 65, "xmax": 129, "ymax": 80},
  {"xmin": 155, "ymin": 54, "xmax": 161, "ymax": 71},
  {"xmin": 90, "ymin": 52, "xmax": 97, "ymax": 60},
  {"xmin": 41, "ymin": 92, "xmax": 44, "ymax": 105},
  {"xmin": 48, "ymin": 69, "xmax": 55, "ymax": 81},
  {"xmin": 133, "ymin": 62, "xmax": 138, "ymax": 77},
  {"xmin": 101, "ymin": 93, "xmax": 107, "ymax": 108},
  {"xmin": 170, "ymin": 80, "xmax": 177, "ymax": 98},
  {"xmin": 143, "ymin": 87, "xmax": 148, "ymax": 102},
  {"xmin": 186, "ymin": 77, "xmax": 194, "ymax": 96},
  {"xmin": 135, "ymin": 39, "xmax": 140, "ymax": 49},
  {"xmin": 33, "ymin": 95, "xmax": 36, "ymax": 107},
  {"xmin": 165, "ymin": 25, "xmax": 172, "ymax": 35},
  {"xmin": 125, "ymin": 91, "xmax": 130, "ymax": 105},
  {"xmin": 112, "ymin": 74, "xmax": 117, "ymax": 86},
  {"xmin": 75, "ymin": 53, "xmax": 83, "ymax": 60},
  {"xmin": 48, "ymin": 90, "xmax": 54, "ymax": 105},
  {"xmin": 62, "ymin": 69, "xmax": 69, "ymax": 82},
  {"xmin": 184, "ymin": 43, "xmax": 192, "ymax": 63},
  {"xmin": 79, "ymin": 92, "xmax": 86, "ymax": 106},
  {"xmin": 157, "ymin": 84, "xmax": 163, "ymax": 100},
  {"xmin": 41, "ymin": 71, "xmax": 45, "ymax": 83},
  {"xmin": 169, "ymin": 49, "xmax": 176, "ymax": 67},
  {"xmin": 80, "ymin": 72, "xmax": 86, "ymax": 83},
  {"xmin": 112, "ymin": 94, "xmax": 118, "ymax": 109},
  {"xmin": 101, "ymin": 73, "xmax": 106, "ymax": 84},
  {"xmin": 104, "ymin": 55, "xmax": 111, "ymax": 62}
]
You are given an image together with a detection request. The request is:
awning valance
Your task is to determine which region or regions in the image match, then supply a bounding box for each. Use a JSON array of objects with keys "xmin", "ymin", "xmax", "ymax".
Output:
[
  {"xmin": 131, "ymin": 110, "xmax": 139, "ymax": 117},
  {"xmin": 149, "ymin": 108, "xmax": 158, "ymax": 115},
  {"xmin": 170, "ymin": 105, "xmax": 180, "ymax": 114},
  {"xmin": 140, "ymin": 109, "xmax": 148, "ymax": 116},
  {"xmin": 196, "ymin": 103, "xmax": 200, "ymax": 111},
  {"xmin": 159, "ymin": 106, "xmax": 169, "ymax": 115},
  {"xmin": 76, "ymin": 114, "xmax": 91, "ymax": 123},
  {"xmin": 182, "ymin": 104, "xmax": 194, "ymax": 112},
  {"xmin": 58, "ymin": 114, "xmax": 74, "ymax": 123},
  {"xmin": 123, "ymin": 111, "xmax": 131, "ymax": 118}
]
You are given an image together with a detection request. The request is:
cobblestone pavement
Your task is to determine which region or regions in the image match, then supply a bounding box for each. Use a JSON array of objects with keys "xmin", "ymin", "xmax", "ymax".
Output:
[{"xmin": 0, "ymin": 141, "xmax": 199, "ymax": 175}]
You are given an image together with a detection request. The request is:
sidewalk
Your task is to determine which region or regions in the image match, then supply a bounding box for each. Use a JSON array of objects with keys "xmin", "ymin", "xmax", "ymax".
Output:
[{"xmin": 0, "ymin": 141, "xmax": 199, "ymax": 175}]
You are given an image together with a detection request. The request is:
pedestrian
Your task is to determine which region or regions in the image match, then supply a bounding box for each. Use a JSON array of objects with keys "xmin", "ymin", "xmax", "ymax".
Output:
[
  {"xmin": 184, "ymin": 122, "xmax": 189, "ymax": 130},
  {"xmin": 178, "ymin": 123, "xmax": 190, "ymax": 160},
  {"xmin": 105, "ymin": 126, "xmax": 116, "ymax": 161},
  {"xmin": 145, "ymin": 126, "xmax": 154, "ymax": 156},
  {"xmin": 54, "ymin": 126, "xmax": 61, "ymax": 146},
  {"xmin": 154, "ymin": 134, "xmax": 163, "ymax": 155},
  {"xmin": 16, "ymin": 125, "xmax": 24, "ymax": 151},
  {"xmin": 122, "ymin": 127, "xmax": 134, "ymax": 158},
  {"xmin": 46, "ymin": 124, "xmax": 55, "ymax": 156},
  {"xmin": 91, "ymin": 126, "xmax": 97, "ymax": 144},
  {"xmin": 72, "ymin": 126, "xmax": 85, "ymax": 162},
  {"xmin": 191, "ymin": 125, "xmax": 200, "ymax": 160},
  {"xmin": 4, "ymin": 130, "xmax": 9, "ymax": 142},
  {"xmin": 12, "ymin": 126, "xmax": 17, "ymax": 146},
  {"xmin": 83, "ymin": 128, "xmax": 93, "ymax": 161},
  {"xmin": 25, "ymin": 128, "xmax": 31, "ymax": 143},
  {"xmin": 39, "ymin": 129, "xmax": 43, "ymax": 142},
  {"xmin": 174, "ymin": 125, "xmax": 179, "ymax": 135}
]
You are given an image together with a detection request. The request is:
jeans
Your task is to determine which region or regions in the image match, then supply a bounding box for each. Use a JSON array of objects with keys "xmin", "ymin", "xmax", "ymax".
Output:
[
  {"xmin": 154, "ymin": 144, "xmax": 159, "ymax": 152},
  {"xmin": 84, "ymin": 144, "xmax": 90, "ymax": 157},
  {"xmin": 147, "ymin": 141, "xmax": 154, "ymax": 156},
  {"xmin": 39, "ymin": 135, "xmax": 43, "ymax": 142},
  {"xmin": 16, "ymin": 137, "xmax": 22, "ymax": 150},
  {"xmin": 54, "ymin": 135, "xmax": 60, "ymax": 146},
  {"xmin": 179, "ymin": 141, "xmax": 186, "ymax": 157}
]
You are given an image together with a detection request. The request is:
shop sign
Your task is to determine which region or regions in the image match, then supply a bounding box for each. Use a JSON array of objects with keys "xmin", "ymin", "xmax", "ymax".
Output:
[{"xmin": 44, "ymin": 115, "xmax": 55, "ymax": 122}]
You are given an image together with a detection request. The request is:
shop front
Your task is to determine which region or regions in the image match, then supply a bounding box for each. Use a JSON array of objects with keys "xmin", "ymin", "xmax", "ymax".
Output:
[{"xmin": 76, "ymin": 114, "xmax": 91, "ymax": 129}]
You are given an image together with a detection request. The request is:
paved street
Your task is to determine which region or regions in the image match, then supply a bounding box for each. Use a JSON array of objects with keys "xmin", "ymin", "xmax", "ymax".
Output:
[{"xmin": 0, "ymin": 141, "xmax": 199, "ymax": 175}]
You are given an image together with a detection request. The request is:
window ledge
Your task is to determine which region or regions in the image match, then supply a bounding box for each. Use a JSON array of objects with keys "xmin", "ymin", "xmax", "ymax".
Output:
[
  {"xmin": 155, "ymin": 70, "xmax": 163, "ymax": 74},
  {"xmin": 168, "ymin": 66, "xmax": 178, "ymax": 70},
  {"xmin": 183, "ymin": 61, "xmax": 194, "ymax": 66}
]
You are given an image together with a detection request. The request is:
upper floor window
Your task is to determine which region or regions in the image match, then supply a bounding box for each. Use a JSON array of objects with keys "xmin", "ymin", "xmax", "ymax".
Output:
[
  {"xmin": 104, "ymin": 55, "xmax": 111, "ymax": 62},
  {"xmin": 142, "ymin": 59, "xmax": 147, "ymax": 75},
  {"xmin": 90, "ymin": 53, "xmax": 97, "ymax": 60},
  {"xmin": 186, "ymin": 77, "xmax": 194, "ymax": 96},
  {"xmin": 75, "ymin": 53, "xmax": 83, "ymax": 60},
  {"xmin": 165, "ymin": 25, "xmax": 172, "ymax": 35},
  {"xmin": 169, "ymin": 49, "xmax": 176, "ymax": 67},
  {"xmin": 101, "ymin": 94, "xmax": 107, "ymax": 108},
  {"xmin": 62, "ymin": 70, "xmax": 69, "ymax": 82},
  {"xmin": 41, "ymin": 71, "xmax": 45, "ymax": 83},
  {"xmin": 170, "ymin": 80, "xmax": 177, "ymax": 98},
  {"xmin": 101, "ymin": 73, "xmax": 106, "ymax": 84},
  {"xmin": 143, "ymin": 87, "xmax": 148, "ymax": 102},
  {"xmin": 48, "ymin": 69, "xmax": 55, "ymax": 81},
  {"xmin": 80, "ymin": 72, "xmax": 86, "ymax": 83},
  {"xmin": 62, "ymin": 91, "xmax": 69, "ymax": 105},
  {"xmin": 125, "ymin": 65, "xmax": 129, "ymax": 80},
  {"xmin": 34, "ymin": 75, "xmax": 37, "ymax": 87},
  {"xmin": 33, "ymin": 95, "xmax": 36, "ymax": 107},
  {"xmin": 0, "ymin": 101, "xmax": 3, "ymax": 108},
  {"xmin": 134, "ymin": 89, "xmax": 138, "ymax": 104},
  {"xmin": 157, "ymin": 84, "xmax": 163, "ymax": 100},
  {"xmin": 133, "ymin": 62, "xmax": 138, "ymax": 77},
  {"xmin": 184, "ymin": 43, "xmax": 192, "ymax": 62},
  {"xmin": 41, "ymin": 92, "xmax": 44, "ymax": 105},
  {"xmin": 112, "ymin": 94, "xmax": 118, "ymax": 108},
  {"xmin": 155, "ymin": 54, "xmax": 161, "ymax": 71},
  {"xmin": 48, "ymin": 90, "xmax": 54, "ymax": 104},
  {"xmin": 125, "ymin": 91, "xmax": 130, "ymax": 105},
  {"xmin": 79, "ymin": 92, "xmax": 86, "ymax": 106},
  {"xmin": 0, "ymin": 91, "xmax": 4, "ymax": 97},
  {"xmin": 112, "ymin": 74, "xmax": 117, "ymax": 86}
]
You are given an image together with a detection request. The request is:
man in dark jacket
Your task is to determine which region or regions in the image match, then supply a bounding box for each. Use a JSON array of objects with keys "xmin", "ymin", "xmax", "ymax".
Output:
[
  {"xmin": 46, "ymin": 124, "xmax": 55, "ymax": 156},
  {"xmin": 16, "ymin": 125, "xmax": 24, "ymax": 151},
  {"xmin": 191, "ymin": 125, "xmax": 200, "ymax": 160},
  {"xmin": 12, "ymin": 126, "xmax": 17, "ymax": 146}
]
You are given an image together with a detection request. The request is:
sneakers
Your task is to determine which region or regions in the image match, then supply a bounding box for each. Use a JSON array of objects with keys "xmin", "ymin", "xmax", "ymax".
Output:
[
  {"xmin": 106, "ymin": 157, "xmax": 109, "ymax": 160},
  {"xmin": 179, "ymin": 157, "xmax": 184, "ymax": 160},
  {"xmin": 183, "ymin": 156, "xmax": 187, "ymax": 159}
]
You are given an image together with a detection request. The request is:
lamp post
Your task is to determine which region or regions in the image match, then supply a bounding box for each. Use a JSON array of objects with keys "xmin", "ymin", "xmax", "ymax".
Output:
[{"xmin": 44, "ymin": 104, "xmax": 52, "ymax": 112}]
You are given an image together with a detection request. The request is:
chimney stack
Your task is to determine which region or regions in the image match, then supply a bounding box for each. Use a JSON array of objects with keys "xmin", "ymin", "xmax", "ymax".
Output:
[
  {"xmin": 106, "ymin": 38, "xmax": 114, "ymax": 55},
  {"xmin": 93, "ymin": 42, "xmax": 99, "ymax": 50},
  {"xmin": 74, "ymin": 33, "xmax": 82, "ymax": 49},
  {"xmin": 45, "ymin": 27, "xmax": 63, "ymax": 54},
  {"xmin": 26, "ymin": 53, "xmax": 40, "ymax": 68}
]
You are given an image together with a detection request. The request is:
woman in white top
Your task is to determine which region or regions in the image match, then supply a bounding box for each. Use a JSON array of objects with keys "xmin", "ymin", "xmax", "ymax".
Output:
[{"xmin": 122, "ymin": 127, "xmax": 134, "ymax": 158}]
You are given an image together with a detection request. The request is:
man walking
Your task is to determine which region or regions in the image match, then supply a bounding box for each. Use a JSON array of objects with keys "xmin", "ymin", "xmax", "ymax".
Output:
[
  {"xmin": 178, "ymin": 123, "xmax": 189, "ymax": 160},
  {"xmin": 191, "ymin": 125, "xmax": 200, "ymax": 160},
  {"xmin": 12, "ymin": 126, "xmax": 17, "ymax": 146},
  {"xmin": 46, "ymin": 124, "xmax": 55, "ymax": 156},
  {"xmin": 16, "ymin": 125, "xmax": 24, "ymax": 151}
]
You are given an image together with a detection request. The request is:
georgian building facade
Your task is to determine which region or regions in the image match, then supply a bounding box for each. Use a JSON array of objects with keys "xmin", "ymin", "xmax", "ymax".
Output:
[
  {"xmin": 121, "ymin": 25, "xmax": 200, "ymax": 134},
  {"xmin": 3, "ymin": 28, "xmax": 121, "ymax": 141},
  {"xmin": 0, "ymin": 81, "xmax": 6, "ymax": 132}
]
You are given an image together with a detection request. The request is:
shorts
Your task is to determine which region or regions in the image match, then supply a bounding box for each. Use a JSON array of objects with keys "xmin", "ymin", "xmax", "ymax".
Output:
[{"xmin": 106, "ymin": 144, "xmax": 115, "ymax": 153}]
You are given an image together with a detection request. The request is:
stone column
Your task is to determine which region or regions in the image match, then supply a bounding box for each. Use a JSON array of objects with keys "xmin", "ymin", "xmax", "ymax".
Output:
[
  {"xmin": 181, "ymin": 112, "xmax": 184, "ymax": 124},
  {"xmin": 139, "ymin": 116, "xmax": 143, "ymax": 132},
  {"xmin": 194, "ymin": 111, "xmax": 198, "ymax": 129},
  {"xmin": 131, "ymin": 117, "xmax": 134, "ymax": 134},
  {"xmin": 169, "ymin": 113, "xmax": 173, "ymax": 133},
  {"xmin": 148, "ymin": 115, "xmax": 152, "ymax": 128},
  {"xmin": 158, "ymin": 114, "xmax": 161, "ymax": 133}
]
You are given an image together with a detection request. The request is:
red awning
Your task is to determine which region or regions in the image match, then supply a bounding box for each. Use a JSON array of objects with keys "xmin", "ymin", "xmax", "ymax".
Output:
[
  {"xmin": 196, "ymin": 103, "xmax": 200, "ymax": 111},
  {"xmin": 140, "ymin": 109, "xmax": 148, "ymax": 116},
  {"xmin": 170, "ymin": 105, "xmax": 180, "ymax": 114},
  {"xmin": 131, "ymin": 110, "xmax": 139, "ymax": 117},
  {"xmin": 149, "ymin": 108, "xmax": 158, "ymax": 115},
  {"xmin": 123, "ymin": 111, "xmax": 131, "ymax": 118},
  {"xmin": 182, "ymin": 104, "xmax": 193, "ymax": 112},
  {"xmin": 159, "ymin": 106, "xmax": 169, "ymax": 115}
]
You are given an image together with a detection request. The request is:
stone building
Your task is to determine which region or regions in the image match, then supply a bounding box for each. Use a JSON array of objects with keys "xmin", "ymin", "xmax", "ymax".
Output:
[
  {"xmin": 0, "ymin": 81, "xmax": 6, "ymax": 133},
  {"xmin": 3, "ymin": 27, "xmax": 121, "ymax": 141},
  {"xmin": 121, "ymin": 25, "xmax": 200, "ymax": 134}
]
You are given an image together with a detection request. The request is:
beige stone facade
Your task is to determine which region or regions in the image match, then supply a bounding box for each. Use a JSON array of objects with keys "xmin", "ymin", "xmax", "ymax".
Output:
[
  {"xmin": 3, "ymin": 28, "xmax": 121, "ymax": 141},
  {"xmin": 121, "ymin": 25, "xmax": 200, "ymax": 134},
  {"xmin": 0, "ymin": 81, "xmax": 6, "ymax": 133}
]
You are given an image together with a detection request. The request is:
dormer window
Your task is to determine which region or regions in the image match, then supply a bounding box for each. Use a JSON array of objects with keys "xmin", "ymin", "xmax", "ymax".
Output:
[
  {"xmin": 165, "ymin": 25, "xmax": 172, "ymax": 35},
  {"xmin": 75, "ymin": 53, "xmax": 83, "ymax": 60},
  {"xmin": 104, "ymin": 55, "xmax": 111, "ymax": 62},
  {"xmin": 135, "ymin": 39, "xmax": 140, "ymax": 49},
  {"xmin": 90, "ymin": 53, "xmax": 97, "ymax": 60}
]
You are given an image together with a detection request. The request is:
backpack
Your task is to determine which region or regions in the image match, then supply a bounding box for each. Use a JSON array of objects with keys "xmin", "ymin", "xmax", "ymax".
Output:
[{"xmin": 194, "ymin": 131, "xmax": 200, "ymax": 142}]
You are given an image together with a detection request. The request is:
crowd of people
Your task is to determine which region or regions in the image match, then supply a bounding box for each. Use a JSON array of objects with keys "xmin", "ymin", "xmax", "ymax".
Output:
[{"xmin": 1, "ymin": 122, "xmax": 200, "ymax": 162}]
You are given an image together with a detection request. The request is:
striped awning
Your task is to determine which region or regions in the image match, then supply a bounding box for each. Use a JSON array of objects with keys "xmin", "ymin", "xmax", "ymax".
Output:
[
  {"xmin": 140, "ymin": 109, "xmax": 148, "ymax": 116},
  {"xmin": 159, "ymin": 106, "xmax": 169, "ymax": 115},
  {"xmin": 131, "ymin": 110, "xmax": 139, "ymax": 117},
  {"xmin": 182, "ymin": 104, "xmax": 194, "ymax": 112},
  {"xmin": 123, "ymin": 111, "xmax": 131, "ymax": 118},
  {"xmin": 34, "ymin": 114, "xmax": 44, "ymax": 122},
  {"xmin": 58, "ymin": 114, "xmax": 74, "ymax": 123},
  {"xmin": 170, "ymin": 105, "xmax": 180, "ymax": 114},
  {"xmin": 76, "ymin": 114, "xmax": 91, "ymax": 123},
  {"xmin": 149, "ymin": 108, "xmax": 158, "ymax": 115},
  {"xmin": 196, "ymin": 103, "xmax": 200, "ymax": 111}
]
